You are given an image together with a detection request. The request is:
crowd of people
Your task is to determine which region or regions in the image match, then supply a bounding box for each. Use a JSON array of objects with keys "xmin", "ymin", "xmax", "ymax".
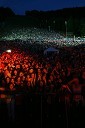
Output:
[
  {"xmin": 0, "ymin": 37, "xmax": 85, "ymax": 107},
  {"xmin": 0, "ymin": 40, "xmax": 84, "ymax": 104},
  {"xmin": 1, "ymin": 26, "xmax": 85, "ymax": 47}
]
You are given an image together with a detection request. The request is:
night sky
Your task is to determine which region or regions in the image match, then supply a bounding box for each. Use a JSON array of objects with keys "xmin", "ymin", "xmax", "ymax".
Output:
[{"xmin": 0, "ymin": 0, "xmax": 85, "ymax": 15}]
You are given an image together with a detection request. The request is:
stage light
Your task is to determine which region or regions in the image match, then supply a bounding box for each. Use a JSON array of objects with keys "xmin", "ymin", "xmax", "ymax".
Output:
[{"xmin": 6, "ymin": 49, "xmax": 11, "ymax": 53}]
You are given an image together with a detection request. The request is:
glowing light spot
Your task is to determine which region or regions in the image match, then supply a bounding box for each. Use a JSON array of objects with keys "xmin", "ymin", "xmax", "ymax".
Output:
[{"xmin": 6, "ymin": 50, "xmax": 11, "ymax": 53}]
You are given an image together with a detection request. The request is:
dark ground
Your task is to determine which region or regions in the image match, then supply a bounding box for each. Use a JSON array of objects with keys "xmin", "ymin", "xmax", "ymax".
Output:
[{"xmin": 0, "ymin": 93, "xmax": 85, "ymax": 128}]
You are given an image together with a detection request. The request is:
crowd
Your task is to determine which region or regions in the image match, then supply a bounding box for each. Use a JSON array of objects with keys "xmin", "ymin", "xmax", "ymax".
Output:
[
  {"xmin": 0, "ymin": 42, "xmax": 84, "ymax": 93},
  {"xmin": 1, "ymin": 27, "xmax": 63, "ymax": 42},
  {"xmin": 1, "ymin": 26, "xmax": 85, "ymax": 47},
  {"xmin": 0, "ymin": 40, "xmax": 84, "ymax": 128}
]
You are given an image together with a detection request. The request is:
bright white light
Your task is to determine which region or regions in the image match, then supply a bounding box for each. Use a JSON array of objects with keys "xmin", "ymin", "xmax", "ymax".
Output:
[{"xmin": 6, "ymin": 50, "xmax": 11, "ymax": 53}]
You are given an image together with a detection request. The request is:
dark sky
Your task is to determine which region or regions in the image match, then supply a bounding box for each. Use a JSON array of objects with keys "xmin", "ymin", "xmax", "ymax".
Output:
[{"xmin": 0, "ymin": 0, "xmax": 85, "ymax": 15}]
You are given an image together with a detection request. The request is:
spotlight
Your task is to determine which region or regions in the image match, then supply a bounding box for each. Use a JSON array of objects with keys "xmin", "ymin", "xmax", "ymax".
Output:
[{"xmin": 6, "ymin": 49, "xmax": 11, "ymax": 53}]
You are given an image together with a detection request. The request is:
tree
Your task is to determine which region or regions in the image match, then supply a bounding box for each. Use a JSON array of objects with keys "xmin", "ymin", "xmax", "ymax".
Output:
[
  {"xmin": 80, "ymin": 18, "xmax": 85, "ymax": 36},
  {"xmin": 0, "ymin": 7, "xmax": 15, "ymax": 21}
]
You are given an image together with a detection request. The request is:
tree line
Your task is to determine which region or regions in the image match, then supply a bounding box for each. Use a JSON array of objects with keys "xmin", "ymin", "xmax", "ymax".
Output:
[{"xmin": 0, "ymin": 6, "xmax": 85, "ymax": 36}]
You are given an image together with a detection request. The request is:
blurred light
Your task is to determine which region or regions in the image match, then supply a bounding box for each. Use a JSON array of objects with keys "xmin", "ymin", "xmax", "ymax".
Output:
[{"xmin": 6, "ymin": 50, "xmax": 11, "ymax": 53}]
